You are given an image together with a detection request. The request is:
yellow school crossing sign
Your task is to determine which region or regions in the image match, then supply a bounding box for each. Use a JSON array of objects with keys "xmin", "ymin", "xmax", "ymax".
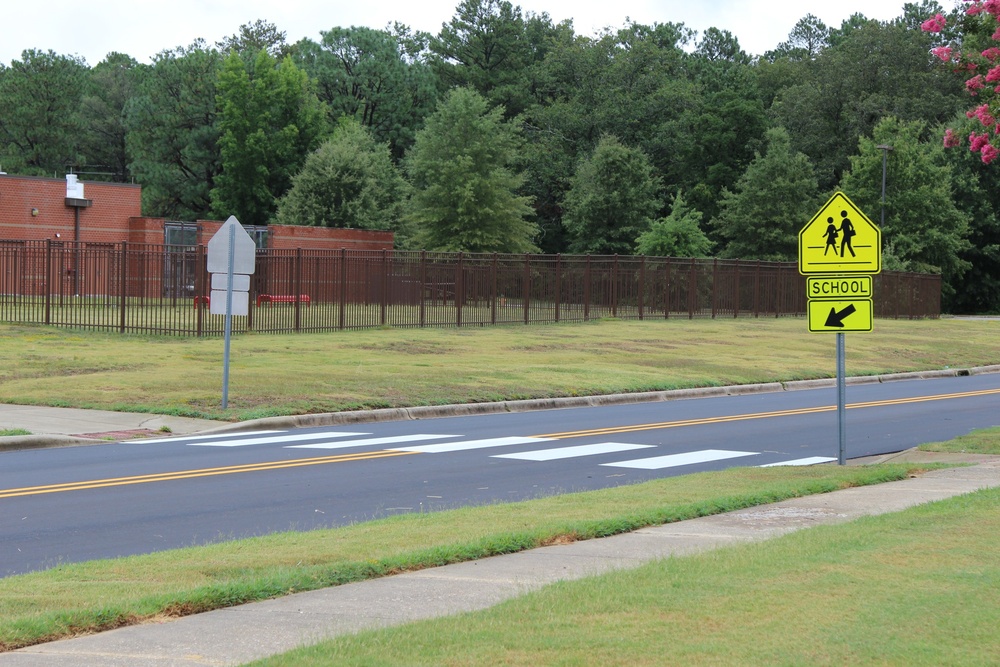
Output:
[
  {"xmin": 799, "ymin": 193, "xmax": 881, "ymax": 464},
  {"xmin": 798, "ymin": 192, "xmax": 881, "ymax": 275},
  {"xmin": 800, "ymin": 193, "xmax": 880, "ymax": 334},
  {"xmin": 807, "ymin": 299, "xmax": 873, "ymax": 333}
]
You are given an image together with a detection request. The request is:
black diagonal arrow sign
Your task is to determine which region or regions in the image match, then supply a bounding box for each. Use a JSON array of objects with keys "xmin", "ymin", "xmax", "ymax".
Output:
[{"xmin": 824, "ymin": 303, "xmax": 857, "ymax": 328}]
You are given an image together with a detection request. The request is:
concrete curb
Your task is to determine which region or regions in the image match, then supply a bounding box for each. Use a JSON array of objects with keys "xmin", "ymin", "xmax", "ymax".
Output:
[
  {"xmin": 0, "ymin": 434, "xmax": 105, "ymax": 452},
  {"xmin": 204, "ymin": 365, "xmax": 1000, "ymax": 436}
]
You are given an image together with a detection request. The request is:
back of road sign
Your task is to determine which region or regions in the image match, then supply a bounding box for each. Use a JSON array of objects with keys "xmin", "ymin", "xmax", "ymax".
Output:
[
  {"xmin": 207, "ymin": 216, "xmax": 256, "ymax": 276},
  {"xmin": 799, "ymin": 192, "xmax": 881, "ymax": 275}
]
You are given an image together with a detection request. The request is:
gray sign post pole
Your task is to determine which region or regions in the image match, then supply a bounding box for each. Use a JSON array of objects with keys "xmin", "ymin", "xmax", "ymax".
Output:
[
  {"xmin": 837, "ymin": 332, "xmax": 847, "ymax": 465},
  {"xmin": 221, "ymin": 223, "xmax": 236, "ymax": 409},
  {"xmin": 208, "ymin": 216, "xmax": 255, "ymax": 410}
]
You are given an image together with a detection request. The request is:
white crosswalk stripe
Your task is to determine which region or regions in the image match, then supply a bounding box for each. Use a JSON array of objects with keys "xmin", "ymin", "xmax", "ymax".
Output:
[
  {"xmin": 156, "ymin": 429, "xmax": 803, "ymax": 473},
  {"xmin": 137, "ymin": 430, "xmax": 284, "ymax": 445},
  {"xmin": 759, "ymin": 456, "xmax": 837, "ymax": 467},
  {"xmin": 391, "ymin": 436, "xmax": 554, "ymax": 454},
  {"xmin": 601, "ymin": 449, "xmax": 759, "ymax": 470},
  {"xmin": 492, "ymin": 442, "xmax": 655, "ymax": 461},
  {"xmin": 288, "ymin": 434, "xmax": 461, "ymax": 450},
  {"xmin": 187, "ymin": 431, "xmax": 370, "ymax": 447}
]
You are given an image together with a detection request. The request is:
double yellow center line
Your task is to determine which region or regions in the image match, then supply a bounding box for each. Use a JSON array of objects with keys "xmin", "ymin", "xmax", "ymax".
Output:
[
  {"xmin": 2, "ymin": 387, "xmax": 997, "ymax": 499},
  {"xmin": 0, "ymin": 449, "xmax": 417, "ymax": 499},
  {"xmin": 536, "ymin": 387, "xmax": 1000, "ymax": 439}
]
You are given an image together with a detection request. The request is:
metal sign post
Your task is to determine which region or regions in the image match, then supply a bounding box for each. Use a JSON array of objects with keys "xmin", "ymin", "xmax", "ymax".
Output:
[
  {"xmin": 799, "ymin": 192, "xmax": 881, "ymax": 465},
  {"xmin": 837, "ymin": 332, "xmax": 847, "ymax": 465},
  {"xmin": 207, "ymin": 216, "xmax": 256, "ymax": 409},
  {"xmin": 222, "ymin": 223, "xmax": 235, "ymax": 409}
]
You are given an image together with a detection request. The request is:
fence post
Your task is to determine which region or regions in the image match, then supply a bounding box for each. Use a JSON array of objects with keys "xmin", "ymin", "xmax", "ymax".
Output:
[
  {"xmin": 523, "ymin": 253, "xmax": 531, "ymax": 325},
  {"xmin": 733, "ymin": 259, "xmax": 740, "ymax": 318},
  {"xmin": 555, "ymin": 254, "xmax": 561, "ymax": 323},
  {"xmin": 195, "ymin": 244, "xmax": 205, "ymax": 337},
  {"xmin": 339, "ymin": 248, "xmax": 347, "ymax": 330},
  {"xmin": 584, "ymin": 255, "xmax": 591, "ymax": 321},
  {"xmin": 119, "ymin": 242, "xmax": 128, "ymax": 333},
  {"xmin": 490, "ymin": 253, "xmax": 498, "ymax": 325},
  {"xmin": 909, "ymin": 274, "xmax": 916, "ymax": 319},
  {"xmin": 688, "ymin": 258, "xmax": 696, "ymax": 319},
  {"xmin": 776, "ymin": 265, "xmax": 784, "ymax": 318},
  {"xmin": 664, "ymin": 258, "xmax": 670, "ymax": 320},
  {"xmin": 753, "ymin": 260, "xmax": 760, "ymax": 318},
  {"xmin": 711, "ymin": 258, "xmax": 718, "ymax": 319},
  {"xmin": 420, "ymin": 250, "xmax": 427, "ymax": 327},
  {"xmin": 611, "ymin": 253, "xmax": 618, "ymax": 317},
  {"xmin": 456, "ymin": 252, "xmax": 463, "ymax": 327},
  {"xmin": 294, "ymin": 248, "xmax": 303, "ymax": 332},
  {"xmin": 44, "ymin": 239, "xmax": 52, "ymax": 325},
  {"xmin": 638, "ymin": 255, "xmax": 646, "ymax": 320},
  {"xmin": 380, "ymin": 249, "xmax": 388, "ymax": 327}
]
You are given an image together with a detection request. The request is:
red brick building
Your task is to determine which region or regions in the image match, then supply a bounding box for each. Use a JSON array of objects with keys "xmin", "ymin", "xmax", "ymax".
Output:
[{"xmin": 0, "ymin": 173, "xmax": 394, "ymax": 250}]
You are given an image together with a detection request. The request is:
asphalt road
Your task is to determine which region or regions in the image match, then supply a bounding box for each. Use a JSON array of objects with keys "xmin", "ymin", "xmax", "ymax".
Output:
[{"xmin": 1, "ymin": 373, "xmax": 998, "ymax": 576}]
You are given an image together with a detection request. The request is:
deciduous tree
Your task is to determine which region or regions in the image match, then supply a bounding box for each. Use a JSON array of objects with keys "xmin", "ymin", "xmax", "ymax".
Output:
[
  {"xmin": 272, "ymin": 118, "xmax": 406, "ymax": 234},
  {"xmin": 211, "ymin": 49, "xmax": 326, "ymax": 226},
  {"xmin": 711, "ymin": 127, "xmax": 820, "ymax": 261},
  {"xmin": 840, "ymin": 117, "xmax": 970, "ymax": 295},
  {"xmin": 404, "ymin": 87, "xmax": 536, "ymax": 253},
  {"xmin": 562, "ymin": 135, "xmax": 661, "ymax": 255},
  {"xmin": 635, "ymin": 192, "xmax": 712, "ymax": 257}
]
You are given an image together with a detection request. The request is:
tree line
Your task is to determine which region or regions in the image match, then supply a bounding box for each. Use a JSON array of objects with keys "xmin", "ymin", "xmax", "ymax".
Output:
[{"xmin": 0, "ymin": 1, "xmax": 996, "ymax": 313}]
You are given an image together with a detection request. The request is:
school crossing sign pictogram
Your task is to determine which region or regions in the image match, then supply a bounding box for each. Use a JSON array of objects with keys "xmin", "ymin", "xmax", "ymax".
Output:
[{"xmin": 799, "ymin": 192, "xmax": 881, "ymax": 275}]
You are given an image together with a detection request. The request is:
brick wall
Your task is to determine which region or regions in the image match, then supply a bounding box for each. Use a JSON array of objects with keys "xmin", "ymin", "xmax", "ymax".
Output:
[
  {"xmin": 0, "ymin": 174, "xmax": 142, "ymax": 243},
  {"xmin": 127, "ymin": 217, "xmax": 167, "ymax": 244},
  {"xmin": 267, "ymin": 224, "xmax": 393, "ymax": 250},
  {"xmin": 1, "ymin": 174, "xmax": 394, "ymax": 251}
]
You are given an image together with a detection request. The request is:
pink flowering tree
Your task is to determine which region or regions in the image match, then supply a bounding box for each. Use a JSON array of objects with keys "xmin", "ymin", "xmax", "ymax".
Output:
[{"xmin": 923, "ymin": 1, "xmax": 1000, "ymax": 163}]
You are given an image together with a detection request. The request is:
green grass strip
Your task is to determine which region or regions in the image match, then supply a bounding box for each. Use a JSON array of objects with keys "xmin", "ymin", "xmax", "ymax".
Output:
[
  {"xmin": 0, "ymin": 464, "xmax": 931, "ymax": 651},
  {"xmin": 258, "ymin": 486, "xmax": 1000, "ymax": 666}
]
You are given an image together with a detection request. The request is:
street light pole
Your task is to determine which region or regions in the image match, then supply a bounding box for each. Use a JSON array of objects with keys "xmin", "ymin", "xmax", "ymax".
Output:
[{"xmin": 876, "ymin": 144, "xmax": 893, "ymax": 228}]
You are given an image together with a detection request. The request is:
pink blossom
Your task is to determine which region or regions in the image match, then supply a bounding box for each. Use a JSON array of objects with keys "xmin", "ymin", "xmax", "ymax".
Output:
[
  {"xmin": 987, "ymin": 66, "xmax": 1000, "ymax": 83},
  {"xmin": 932, "ymin": 46, "xmax": 953, "ymax": 62},
  {"xmin": 986, "ymin": 0, "xmax": 1000, "ymax": 18},
  {"xmin": 969, "ymin": 103, "xmax": 998, "ymax": 126},
  {"xmin": 944, "ymin": 128, "xmax": 962, "ymax": 147},
  {"xmin": 968, "ymin": 3, "xmax": 984, "ymax": 15},
  {"xmin": 967, "ymin": 75, "xmax": 986, "ymax": 93},
  {"xmin": 981, "ymin": 143, "xmax": 999, "ymax": 163},
  {"xmin": 921, "ymin": 13, "xmax": 948, "ymax": 32},
  {"xmin": 984, "ymin": 48, "xmax": 1000, "ymax": 62},
  {"xmin": 970, "ymin": 132, "xmax": 992, "ymax": 152}
]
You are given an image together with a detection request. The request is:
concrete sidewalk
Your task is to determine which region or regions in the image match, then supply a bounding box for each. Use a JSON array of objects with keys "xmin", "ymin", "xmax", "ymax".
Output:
[
  {"xmin": 2, "ymin": 453, "xmax": 998, "ymax": 666},
  {"xmin": 0, "ymin": 404, "xmax": 228, "ymax": 450}
]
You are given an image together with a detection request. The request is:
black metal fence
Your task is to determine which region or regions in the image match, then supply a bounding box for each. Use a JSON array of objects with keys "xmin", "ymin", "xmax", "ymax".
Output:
[{"xmin": 0, "ymin": 240, "xmax": 942, "ymax": 336}]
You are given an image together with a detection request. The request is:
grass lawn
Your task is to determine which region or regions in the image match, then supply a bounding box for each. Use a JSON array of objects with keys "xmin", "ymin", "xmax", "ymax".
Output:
[
  {"xmin": 0, "ymin": 317, "xmax": 997, "ymax": 421},
  {"xmin": 253, "ymin": 484, "xmax": 1000, "ymax": 666},
  {"xmin": 0, "ymin": 318, "xmax": 997, "ymax": 658},
  {"xmin": 0, "ymin": 464, "xmax": 942, "ymax": 652}
]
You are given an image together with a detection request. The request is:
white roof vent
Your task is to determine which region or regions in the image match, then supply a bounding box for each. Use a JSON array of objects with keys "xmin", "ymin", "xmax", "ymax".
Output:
[{"xmin": 66, "ymin": 174, "xmax": 85, "ymax": 199}]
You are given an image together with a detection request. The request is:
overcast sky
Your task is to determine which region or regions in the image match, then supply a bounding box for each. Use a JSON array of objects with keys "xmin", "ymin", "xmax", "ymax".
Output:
[{"xmin": 3, "ymin": 0, "xmax": 925, "ymax": 67}]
